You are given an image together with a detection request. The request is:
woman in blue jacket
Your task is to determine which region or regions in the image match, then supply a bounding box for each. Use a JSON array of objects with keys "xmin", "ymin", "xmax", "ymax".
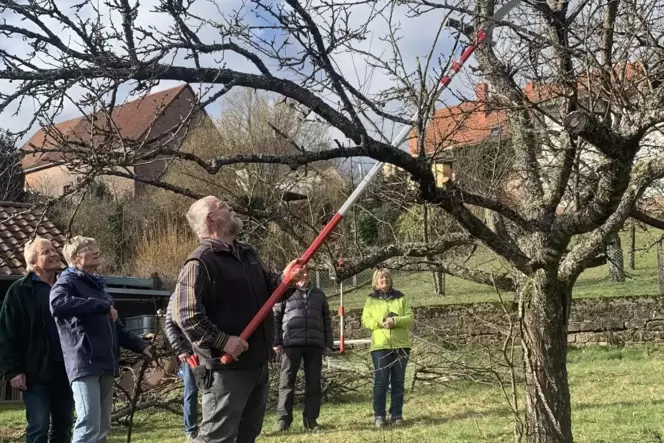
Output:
[{"xmin": 50, "ymin": 236, "xmax": 152, "ymax": 443}]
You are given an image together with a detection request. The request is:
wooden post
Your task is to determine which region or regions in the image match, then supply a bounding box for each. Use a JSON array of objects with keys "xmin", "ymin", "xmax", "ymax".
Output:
[
  {"xmin": 339, "ymin": 281, "xmax": 345, "ymax": 354},
  {"xmin": 657, "ymin": 241, "xmax": 664, "ymax": 296},
  {"xmin": 629, "ymin": 223, "xmax": 636, "ymax": 270}
]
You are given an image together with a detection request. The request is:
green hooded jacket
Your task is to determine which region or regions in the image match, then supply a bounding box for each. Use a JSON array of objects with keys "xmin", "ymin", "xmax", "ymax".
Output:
[{"xmin": 361, "ymin": 289, "xmax": 413, "ymax": 352}]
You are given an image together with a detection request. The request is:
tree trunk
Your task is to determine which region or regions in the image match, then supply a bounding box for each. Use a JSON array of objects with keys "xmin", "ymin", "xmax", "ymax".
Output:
[
  {"xmin": 606, "ymin": 232, "xmax": 625, "ymax": 282},
  {"xmin": 518, "ymin": 270, "xmax": 573, "ymax": 443},
  {"xmin": 628, "ymin": 223, "xmax": 636, "ymax": 270},
  {"xmin": 433, "ymin": 270, "xmax": 445, "ymax": 295},
  {"xmin": 657, "ymin": 241, "xmax": 664, "ymax": 296},
  {"xmin": 423, "ymin": 203, "xmax": 446, "ymax": 296}
]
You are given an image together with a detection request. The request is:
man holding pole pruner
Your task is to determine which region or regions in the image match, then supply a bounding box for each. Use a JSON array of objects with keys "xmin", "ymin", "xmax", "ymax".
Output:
[{"xmin": 172, "ymin": 195, "xmax": 305, "ymax": 443}]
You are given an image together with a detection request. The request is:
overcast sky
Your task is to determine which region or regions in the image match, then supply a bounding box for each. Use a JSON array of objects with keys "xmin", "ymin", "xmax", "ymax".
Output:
[{"xmin": 0, "ymin": 0, "xmax": 482, "ymax": 154}]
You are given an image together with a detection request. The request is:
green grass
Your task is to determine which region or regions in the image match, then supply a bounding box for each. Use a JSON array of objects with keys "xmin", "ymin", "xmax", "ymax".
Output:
[
  {"xmin": 2, "ymin": 345, "xmax": 664, "ymax": 443},
  {"xmin": 335, "ymin": 228, "xmax": 664, "ymax": 310}
]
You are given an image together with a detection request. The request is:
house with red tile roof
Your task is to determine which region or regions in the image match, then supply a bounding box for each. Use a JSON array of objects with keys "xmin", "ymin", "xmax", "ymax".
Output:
[
  {"xmin": 384, "ymin": 83, "xmax": 512, "ymax": 187},
  {"xmin": 21, "ymin": 84, "xmax": 221, "ymax": 197},
  {"xmin": 390, "ymin": 61, "xmax": 650, "ymax": 189}
]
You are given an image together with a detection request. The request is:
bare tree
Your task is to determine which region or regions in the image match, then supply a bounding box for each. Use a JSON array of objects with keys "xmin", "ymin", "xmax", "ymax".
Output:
[
  {"xmin": 5, "ymin": 1, "xmax": 664, "ymax": 442},
  {"xmin": 606, "ymin": 232, "xmax": 626, "ymax": 281},
  {"xmin": 0, "ymin": 130, "xmax": 24, "ymax": 201},
  {"xmin": 164, "ymin": 88, "xmax": 350, "ymax": 268}
]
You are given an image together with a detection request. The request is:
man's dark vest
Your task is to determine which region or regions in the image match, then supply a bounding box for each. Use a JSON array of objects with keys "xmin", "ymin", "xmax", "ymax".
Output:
[{"xmin": 186, "ymin": 242, "xmax": 276, "ymax": 370}]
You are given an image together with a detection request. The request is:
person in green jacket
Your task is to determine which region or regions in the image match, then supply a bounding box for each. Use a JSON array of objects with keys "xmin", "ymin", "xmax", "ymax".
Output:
[
  {"xmin": 0, "ymin": 237, "xmax": 74, "ymax": 443},
  {"xmin": 361, "ymin": 268, "xmax": 414, "ymax": 429}
]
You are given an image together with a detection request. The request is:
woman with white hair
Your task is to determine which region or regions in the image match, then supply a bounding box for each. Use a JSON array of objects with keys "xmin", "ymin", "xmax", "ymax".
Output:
[
  {"xmin": 0, "ymin": 236, "xmax": 74, "ymax": 443},
  {"xmin": 49, "ymin": 236, "xmax": 152, "ymax": 443},
  {"xmin": 361, "ymin": 268, "xmax": 414, "ymax": 429}
]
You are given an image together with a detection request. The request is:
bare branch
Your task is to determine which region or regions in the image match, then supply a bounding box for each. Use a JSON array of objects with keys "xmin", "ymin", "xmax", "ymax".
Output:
[{"xmin": 335, "ymin": 234, "xmax": 474, "ymax": 279}]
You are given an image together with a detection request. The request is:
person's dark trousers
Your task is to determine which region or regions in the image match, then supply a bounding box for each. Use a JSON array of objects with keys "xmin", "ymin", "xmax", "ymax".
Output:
[
  {"xmin": 194, "ymin": 364, "xmax": 268, "ymax": 443},
  {"xmin": 276, "ymin": 346, "xmax": 324, "ymax": 426},
  {"xmin": 371, "ymin": 348, "xmax": 410, "ymax": 420},
  {"xmin": 182, "ymin": 362, "xmax": 199, "ymax": 437},
  {"xmin": 22, "ymin": 364, "xmax": 75, "ymax": 443}
]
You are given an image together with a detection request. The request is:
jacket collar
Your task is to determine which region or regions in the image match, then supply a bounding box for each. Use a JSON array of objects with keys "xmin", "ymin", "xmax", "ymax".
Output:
[
  {"xmin": 295, "ymin": 282, "xmax": 315, "ymax": 296},
  {"xmin": 199, "ymin": 238, "xmax": 255, "ymax": 256},
  {"xmin": 19, "ymin": 272, "xmax": 36, "ymax": 289},
  {"xmin": 199, "ymin": 238, "xmax": 236, "ymax": 253},
  {"xmin": 18, "ymin": 271, "xmax": 61, "ymax": 292},
  {"xmin": 369, "ymin": 289, "xmax": 403, "ymax": 300},
  {"xmin": 62, "ymin": 267, "xmax": 105, "ymax": 289}
]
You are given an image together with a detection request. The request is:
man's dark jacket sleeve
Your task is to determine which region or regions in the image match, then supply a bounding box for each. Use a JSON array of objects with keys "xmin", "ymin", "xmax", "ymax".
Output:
[
  {"xmin": 273, "ymin": 301, "xmax": 285, "ymax": 347},
  {"xmin": 0, "ymin": 289, "xmax": 24, "ymax": 380},
  {"xmin": 322, "ymin": 294, "xmax": 334, "ymax": 349}
]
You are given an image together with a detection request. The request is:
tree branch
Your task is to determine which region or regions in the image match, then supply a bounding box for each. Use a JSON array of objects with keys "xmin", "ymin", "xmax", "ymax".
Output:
[
  {"xmin": 431, "ymin": 187, "xmax": 534, "ymax": 273},
  {"xmin": 630, "ymin": 209, "xmax": 664, "ymax": 230},
  {"xmin": 559, "ymin": 156, "xmax": 664, "ymax": 282},
  {"xmin": 284, "ymin": 0, "xmax": 367, "ymax": 137},
  {"xmin": 552, "ymin": 158, "xmax": 633, "ymax": 238},
  {"xmin": 385, "ymin": 258, "xmax": 515, "ymax": 292},
  {"xmin": 472, "ymin": 14, "xmax": 545, "ymax": 215},
  {"xmin": 335, "ymin": 234, "xmax": 474, "ymax": 280},
  {"xmin": 444, "ymin": 182, "xmax": 533, "ymax": 232},
  {"xmin": 162, "ymin": 42, "xmax": 272, "ymax": 76},
  {"xmin": 562, "ymin": 110, "xmax": 633, "ymax": 160}
]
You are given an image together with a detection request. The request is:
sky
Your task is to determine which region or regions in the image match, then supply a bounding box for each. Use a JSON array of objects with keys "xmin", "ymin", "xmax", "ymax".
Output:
[{"xmin": 0, "ymin": 0, "xmax": 485, "ymax": 162}]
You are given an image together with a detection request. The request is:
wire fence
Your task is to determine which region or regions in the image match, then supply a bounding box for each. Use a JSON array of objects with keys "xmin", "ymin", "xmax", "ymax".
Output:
[{"xmin": 312, "ymin": 267, "xmax": 374, "ymax": 297}]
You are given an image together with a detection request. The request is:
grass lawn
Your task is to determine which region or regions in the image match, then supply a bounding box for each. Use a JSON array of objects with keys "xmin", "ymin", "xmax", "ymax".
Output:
[
  {"xmin": 2, "ymin": 345, "xmax": 663, "ymax": 443},
  {"xmin": 334, "ymin": 228, "xmax": 664, "ymax": 310}
]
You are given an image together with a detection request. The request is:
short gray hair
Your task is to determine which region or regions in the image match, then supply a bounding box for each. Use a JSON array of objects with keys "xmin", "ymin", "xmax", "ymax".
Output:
[
  {"xmin": 186, "ymin": 196, "xmax": 215, "ymax": 238},
  {"xmin": 24, "ymin": 237, "xmax": 53, "ymax": 273},
  {"xmin": 63, "ymin": 236, "xmax": 98, "ymax": 267}
]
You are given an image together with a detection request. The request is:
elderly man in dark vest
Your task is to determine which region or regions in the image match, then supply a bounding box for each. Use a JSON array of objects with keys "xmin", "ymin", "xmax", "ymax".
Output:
[{"xmin": 172, "ymin": 195, "xmax": 305, "ymax": 443}]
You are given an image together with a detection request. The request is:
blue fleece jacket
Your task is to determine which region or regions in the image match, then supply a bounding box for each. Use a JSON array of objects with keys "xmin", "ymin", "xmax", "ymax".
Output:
[{"xmin": 50, "ymin": 267, "xmax": 147, "ymax": 383}]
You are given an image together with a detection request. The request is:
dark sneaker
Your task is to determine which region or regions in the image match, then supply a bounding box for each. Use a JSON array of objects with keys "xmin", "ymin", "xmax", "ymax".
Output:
[
  {"xmin": 375, "ymin": 417, "xmax": 387, "ymax": 428},
  {"xmin": 277, "ymin": 421, "xmax": 290, "ymax": 432},
  {"xmin": 392, "ymin": 417, "xmax": 404, "ymax": 426},
  {"xmin": 303, "ymin": 419, "xmax": 320, "ymax": 431}
]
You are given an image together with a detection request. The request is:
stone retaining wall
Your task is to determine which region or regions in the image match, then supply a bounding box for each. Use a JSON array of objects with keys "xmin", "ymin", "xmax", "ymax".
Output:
[{"xmin": 332, "ymin": 295, "xmax": 664, "ymax": 346}]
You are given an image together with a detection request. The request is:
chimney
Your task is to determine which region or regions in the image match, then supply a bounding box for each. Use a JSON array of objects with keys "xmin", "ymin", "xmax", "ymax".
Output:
[{"xmin": 475, "ymin": 83, "xmax": 489, "ymax": 102}]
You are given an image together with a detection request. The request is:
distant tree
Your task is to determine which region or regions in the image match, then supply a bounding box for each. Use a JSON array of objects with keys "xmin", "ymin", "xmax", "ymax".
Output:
[{"xmin": 0, "ymin": 131, "xmax": 24, "ymax": 202}]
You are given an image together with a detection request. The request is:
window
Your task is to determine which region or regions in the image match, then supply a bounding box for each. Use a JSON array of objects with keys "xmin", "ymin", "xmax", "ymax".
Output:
[
  {"xmin": 63, "ymin": 184, "xmax": 71, "ymax": 194},
  {"xmin": 491, "ymin": 125, "xmax": 500, "ymax": 136}
]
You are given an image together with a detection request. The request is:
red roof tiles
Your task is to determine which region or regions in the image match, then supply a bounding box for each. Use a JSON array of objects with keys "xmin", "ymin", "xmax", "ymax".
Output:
[
  {"xmin": 411, "ymin": 62, "xmax": 646, "ymax": 156},
  {"xmin": 409, "ymin": 100, "xmax": 509, "ymax": 156},
  {"xmin": 0, "ymin": 201, "xmax": 65, "ymax": 276},
  {"xmin": 21, "ymin": 84, "xmax": 191, "ymax": 169}
]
